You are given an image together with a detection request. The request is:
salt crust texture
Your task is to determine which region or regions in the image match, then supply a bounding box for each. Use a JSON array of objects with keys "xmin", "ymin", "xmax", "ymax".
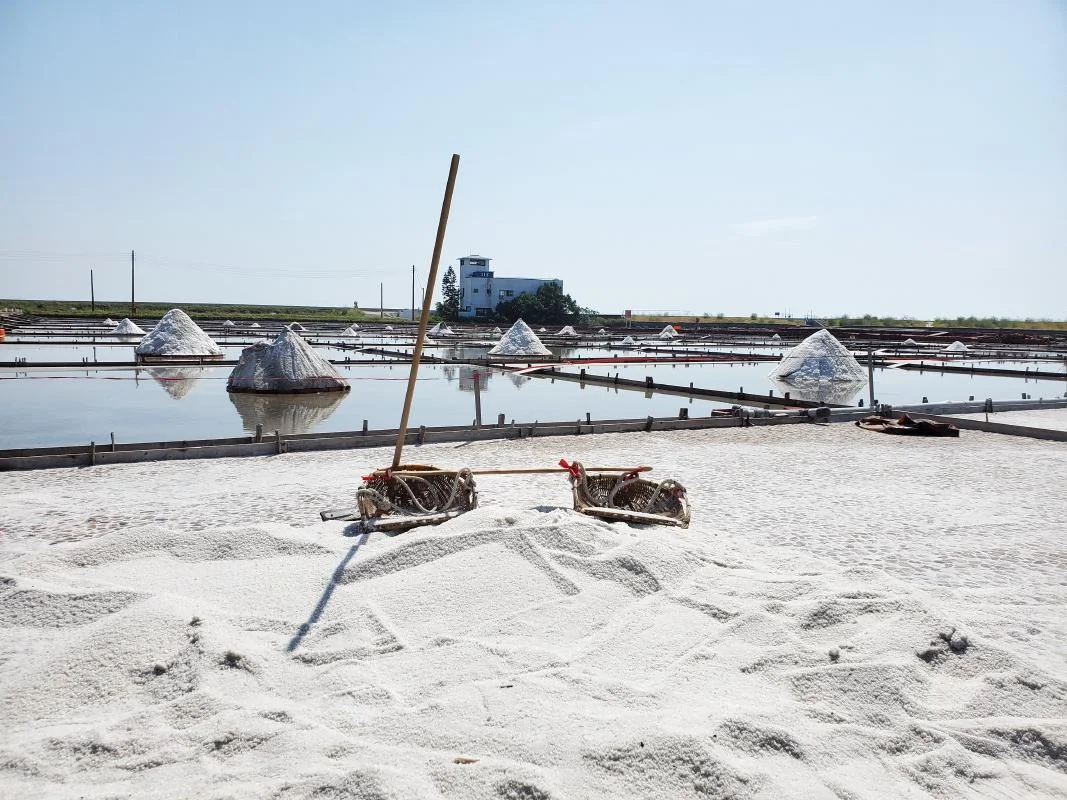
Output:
[
  {"xmin": 1, "ymin": 424, "xmax": 1066, "ymax": 798},
  {"xmin": 488, "ymin": 319, "xmax": 552, "ymax": 356},
  {"xmin": 769, "ymin": 329, "xmax": 867, "ymax": 383},
  {"xmin": 227, "ymin": 329, "xmax": 348, "ymax": 393},
  {"xmin": 135, "ymin": 309, "xmax": 223, "ymax": 357},
  {"xmin": 111, "ymin": 319, "xmax": 144, "ymax": 335}
]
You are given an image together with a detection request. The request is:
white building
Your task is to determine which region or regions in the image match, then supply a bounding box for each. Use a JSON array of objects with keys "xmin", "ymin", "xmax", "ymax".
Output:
[{"xmin": 457, "ymin": 255, "xmax": 562, "ymax": 319}]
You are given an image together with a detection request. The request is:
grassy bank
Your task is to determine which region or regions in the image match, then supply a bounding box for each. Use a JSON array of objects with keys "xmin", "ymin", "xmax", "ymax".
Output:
[{"xmin": 0, "ymin": 300, "xmax": 408, "ymax": 323}]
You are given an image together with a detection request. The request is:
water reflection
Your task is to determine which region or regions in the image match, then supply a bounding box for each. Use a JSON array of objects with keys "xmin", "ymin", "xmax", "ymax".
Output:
[
  {"xmin": 458, "ymin": 366, "xmax": 490, "ymax": 391},
  {"xmin": 770, "ymin": 377, "xmax": 866, "ymax": 406},
  {"xmin": 228, "ymin": 391, "xmax": 349, "ymax": 435},
  {"xmin": 149, "ymin": 366, "xmax": 206, "ymax": 400}
]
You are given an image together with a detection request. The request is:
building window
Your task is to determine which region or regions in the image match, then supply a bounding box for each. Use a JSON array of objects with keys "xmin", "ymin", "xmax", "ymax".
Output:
[
  {"xmin": 506, "ymin": 290, "xmax": 514, "ymax": 296},
  {"xmin": 476, "ymin": 307, "xmax": 492, "ymax": 317},
  {"xmin": 472, "ymin": 288, "xmax": 478, "ymax": 294},
  {"xmin": 460, "ymin": 288, "xmax": 465, "ymax": 298}
]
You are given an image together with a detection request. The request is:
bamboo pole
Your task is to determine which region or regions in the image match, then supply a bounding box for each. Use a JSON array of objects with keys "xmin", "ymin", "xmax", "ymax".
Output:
[
  {"xmin": 372, "ymin": 466, "xmax": 653, "ymax": 478},
  {"xmin": 392, "ymin": 154, "xmax": 460, "ymax": 468}
]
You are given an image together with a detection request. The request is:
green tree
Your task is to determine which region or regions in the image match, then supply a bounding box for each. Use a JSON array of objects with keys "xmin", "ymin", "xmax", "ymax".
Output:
[
  {"xmin": 435, "ymin": 266, "xmax": 460, "ymax": 321},
  {"xmin": 493, "ymin": 283, "xmax": 590, "ymax": 325}
]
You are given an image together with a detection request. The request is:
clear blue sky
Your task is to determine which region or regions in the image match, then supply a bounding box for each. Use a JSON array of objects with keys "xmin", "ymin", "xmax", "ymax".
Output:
[{"xmin": 1, "ymin": 1, "xmax": 1064, "ymax": 319}]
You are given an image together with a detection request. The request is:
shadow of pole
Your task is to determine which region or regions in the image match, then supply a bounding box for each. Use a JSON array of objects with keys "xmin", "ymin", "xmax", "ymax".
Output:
[{"xmin": 286, "ymin": 530, "xmax": 369, "ymax": 653}]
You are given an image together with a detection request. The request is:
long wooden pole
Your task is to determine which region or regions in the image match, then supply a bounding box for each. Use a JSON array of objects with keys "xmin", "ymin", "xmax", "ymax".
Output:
[{"xmin": 392, "ymin": 154, "xmax": 460, "ymax": 468}]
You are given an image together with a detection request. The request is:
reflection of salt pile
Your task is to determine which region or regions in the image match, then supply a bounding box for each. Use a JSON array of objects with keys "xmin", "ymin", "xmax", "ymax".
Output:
[
  {"xmin": 428, "ymin": 322, "xmax": 453, "ymax": 337},
  {"xmin": 556, "ymin": 325, "xmax": 578, "ymax": 336},
  {"xmin": 769, "ymin": 329, "xmax": 866, "ymax": 382},
  {"xmin": 222, "ymin": 320, "xmax": 236, "ymax": 328},
  {"xmin": 112, "ymin": 318, "xmax": 145, "ymax": 335},
  {"xmin": 136, "ymin": 309, "xmax": 223, "ymax": 357},
  {"xmin": 769, "ymin": 376, "xmax": 865, "ymax": 406},
  {"xmin": 658, "ymin": 325, "xmax": 679, "ymax": 340},
  {"xmin": 228, "ymin": 390, "xmax": 348, "ymax": 435},
  {"xmin": 340, "ymin": 326, "xmax": 360, "ymax": 337},
  {"xmin": 507, "ymin": 371, "xmax": 530, "ymax": 389},
  {"xmin": 148, "ymin": 366, "xmax": 205, "ymax": 400},
  {"xmin": 102, "ymin": 318, "xmax": 116, "ymax": 326},
  {"xmin": 287, "ymin": 322, "xmax": 306, "ymax": 332},
  {"xmin": 488, "ymin": 319, "xmax": 552, "ymax": 356},
  {"xmin": 944, "ymin": 340, "xmax": 969, "ymax": 352},
  {"xmin": 227, "ymin": 329, "xmax": 349, "ymax": 393}
]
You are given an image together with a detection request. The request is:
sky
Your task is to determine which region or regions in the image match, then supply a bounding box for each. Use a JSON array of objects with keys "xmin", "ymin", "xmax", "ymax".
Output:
[{"xmin": 1, "ymin": 0, "xmax": 1065, "ymax": 320}]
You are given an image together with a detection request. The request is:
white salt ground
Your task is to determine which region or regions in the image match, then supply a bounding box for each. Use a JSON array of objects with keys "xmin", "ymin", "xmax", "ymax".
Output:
[
  {"xmin": 953, "ymin": 407, "xmax": 1067, "ymax": 432},
  {"xmin": 488, "ymin": 319, "xmax": 551, "ymax": 357},
  {"xmin": 135, "ymin": 309, "xmax": 223, "ymax": 357},
  {"xmin": 1, "ymin": 424, "xmax": 1066, "ymax": 798}
]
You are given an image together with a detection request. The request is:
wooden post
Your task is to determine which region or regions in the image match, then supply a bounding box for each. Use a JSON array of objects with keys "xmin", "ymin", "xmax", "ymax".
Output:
[
  {"xmin": 392, "ymin": 154, "xmax": 460, "ymax": 468},
  {"xmin": 380, "ymin": 282, "xmax": 384, "ymax": 320},
  {"xmin": 89, "ymin": 441, "xmax": 96, "ymax": 466},
  {"xmin": 472, "ymin": 369, "xmax": 482, "ymax": 427},
  {"xmin": 255, "ymin": 424, "xmax": 263, "ymax": 443},
  {"xmin": 131, "ymin": 250, "xmax": 136, "ymax": 316},
  {"xmin": 110, "ymin": 432, "xmax": 116, "ymax": 452},
  {"xmin": 867, "ymin": 349, "xmax": 875, "ymax": 408},
  {"xmin": 90, "ymin": 269, "xmax": 95, "ymax": 311}
]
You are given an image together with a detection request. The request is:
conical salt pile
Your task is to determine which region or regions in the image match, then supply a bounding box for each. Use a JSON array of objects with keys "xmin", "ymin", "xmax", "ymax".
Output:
[
  {"xmin": 102, "ymin": 318, "xmax": 116, "ymax": 326},
  {"xmin": 768, "ymin": 329, "xmax": 866, "ymax": 382},
  {"xmin": 903, "ymin": 338, "xmax": 918, "ymax": 346},
  {"xmin": 771, "ymin": 333, "xmax": 782, "ymax": 341},
  {"xmin": 491, "ymin": 327, "xmax": 502, "ymax": 335},
  {"xmin": 385, "ymin": 325, "xmax": 394, "ymax": 331},
  {"xmin": 597, "ymin": 328, "xmax": 607, "ymax": 335},
  {"xmin": 135, "ymin": 309, "xmax": 223, "ymax": 357},
  {"xmin": 428, "ymin": 322, "xmax": 453, "ymax": 337},
  {"xmin": 488, "ymin": 319, "xmax": 552, "ymax": 356},
  {"xmin": 112, "ymin": 318, "xmax": 145, "ymax": 335},
  {"xmin": 340, "ymin": 326, "xmax": 360, "ymax": 337},
  {"xmin": 944, "ymin": 340, "xmax": 969, "ymax": 352},
  {"xmin": 658, "ymin": 325, "xmax": 679, "ymax": 340},
  {"xmin": 556, "ymin": 325, "xmax": 578, "ymax": 336},
  {"xmin": 250, "ymin": 322, "xmax": 262, "ymax": 328},
  {"xmin": 617, "ymin": 336, "xmax": 637, "ymax": 347},
  {"xmin": 287, "ymin": 322, "xmax": 306, "ymax": 332},
  {"xmin": 538, "ymin": 327, "xmax": 547, "ymax": 333},
  {"xmin": 222, "ymin": 319, "xmax": 236, "ymax": 328},
  {"xmin": 227, "ymin": 329, "xmax": 349, "ymax": 393}
]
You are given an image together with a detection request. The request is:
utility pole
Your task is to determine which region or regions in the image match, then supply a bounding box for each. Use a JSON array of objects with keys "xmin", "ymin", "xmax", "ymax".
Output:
[
  {"xmin": 90, "ymin": 269, "xmax": 95, "ymax": 311},
  {"xmin": 380, "ymin": 282, "xmax": 384, "ymax": 320},
  {"xmin": 868, "ymin": 348, "xmax": 875, "ymax": 408},
  {"xmin": 411, "ymin": 265, "xmax": 415, "ymax": 323},
  {"xmin": 131, "ymin": 250, "xmax": 136, "ymax": 316}
]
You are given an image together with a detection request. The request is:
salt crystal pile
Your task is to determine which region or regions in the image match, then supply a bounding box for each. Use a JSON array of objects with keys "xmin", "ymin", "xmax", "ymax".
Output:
[
  {"xmin": 112, "ymin": 318, "xmax": 145, "ymax": 335},
  {"xmin": 102, "ymin": 318, "xmax": 116, "ymax": 326},
  {"xmin": 227, "ymin": 329, "xmax": 349, "ymax": 393},
  {"xmin": 537, "ymin": 327, "xmax": 547, "ymax": 333},
  {"xmin": 903, "ymin": 338, "xmax": 918, "ymax": 346},
  {"xmin": 250, "ymin": 322, "xmax": 262, "ymax": 328},
  {"xmin": 222, "ymin": 320, "xmax": 236, "ymax": 328},
  {"xmin": 769, "ymin": 329, "xmax": 866, "ymax": 383},
  {"xmin": 340, "ymin": 326, "xmax": 360, "ymax": 337},
  {"xmin": 771, "ymin": 333, "xmax": 782, "ymax": 341},
  {"xmin": 556, "ymin": 325, "xmax": 578, "ymax": 336},
  {"xmin": 616, "ymin": 336, "xmax": 637, "ymax": 347},
  {"xmin": 944, "ymin": 340, "xmax": 969, "ymax": 352},
  {"xmin": 385, "ymin": 325, "xmax": 394, "ymax": 331},
  {"xmin": 491, "ymin": 326, "xmax": 502, "ymax": 336},
  {"xmin": 489, "ymin": 319, "xmax": 552, "ymax": 356},
  {"xmin": 597, "ymin": 328, "xmax": 607, "ymax": 335},
  {"xmin": 658, "ymin": 325, "xmax": 679, "ymax": 340},
  {"xmin": 287, "ymin": 322, "xmax": 306, "ymax": 332},
  {"xmin": 135, "ymin": 309, "xmax": 223, "ymax": 357},
  {"xmin": 428, "ymin": 322, "xmax": 453, "ymax": 337}
]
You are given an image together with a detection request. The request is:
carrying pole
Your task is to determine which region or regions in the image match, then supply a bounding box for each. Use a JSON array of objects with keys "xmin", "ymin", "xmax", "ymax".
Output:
[{"xmin": 392, "ymin": 154, "xmax": 460, "ymax": 468}]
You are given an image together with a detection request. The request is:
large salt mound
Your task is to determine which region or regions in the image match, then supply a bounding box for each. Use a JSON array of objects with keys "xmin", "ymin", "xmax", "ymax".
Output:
[
  {"xmin": 616, "ymin": 335, "xmax": 637, "ymax": 347},
  {"xmin": 135, "ymin": 309, "xmax": 222, "ymax": 357},
  {"xmin": 112, "ymin": 318, "xmax": 144, "ymax": 335},
  {"xmin": 428, "ymin": 322, "xmax": 453, "ymax": 337},
  {"xmin": 222, "ymin": 319, "xmax": 236, "ymax": 328},
  {"xmin": 488, "ymin": 319, "xmax": 552, "ymax": 356},
  {"xmin": 944, "ymin": 340, "xmax": 969, "ymax": 352},
  {"xmin": 556, "ymin": 325, "xmax": 578, "ymax": 336},
  {"xmin": 658, "ymin": 325, "xmax": 679, "ymax": 340},
  {"xmin": 227, "ymin": 329, "xmax": 349, "ymax": 393},
  {"xmin": 769, "ymin": 329, "xmax": 867, "ymax": 383},
  {"xmin": 287, "ymin": 322, "xmax": 306, "ymax": 332}
]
